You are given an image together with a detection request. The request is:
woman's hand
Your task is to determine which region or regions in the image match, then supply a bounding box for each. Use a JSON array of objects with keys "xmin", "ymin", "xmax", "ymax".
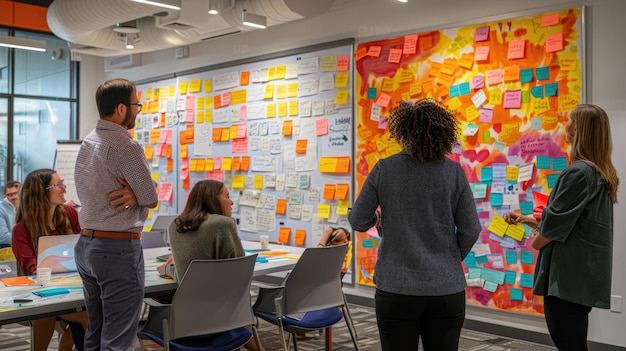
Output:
[
  {"xmin": 156, "ymin": 256, "xmax": 173, "ymax": 277},
  {"xmin": 503, "ymin": 212, "xmax": 539, "ymax": 229}
]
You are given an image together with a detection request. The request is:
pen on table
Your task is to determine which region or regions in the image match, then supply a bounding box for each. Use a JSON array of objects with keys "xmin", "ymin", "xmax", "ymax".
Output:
[{"xmin": 14, "ymin": 298, "xmax": 33, "ymax": 306}]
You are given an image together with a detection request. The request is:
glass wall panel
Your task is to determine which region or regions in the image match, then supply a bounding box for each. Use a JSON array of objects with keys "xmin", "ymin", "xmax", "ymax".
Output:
[
  {"xmin": 0, "ymin": 28, "xmax": 8, "ymax": 93},
  {"xmin": 12, "ymin": 98, "xmax": 71, "ymax": 179},
  {"xmin": 14, "ymin": 31, "xmax": 70, "ymax": 98},
  {"xmin": 0, "ymin": 98, "xmax": 7, "ymax": 187}
]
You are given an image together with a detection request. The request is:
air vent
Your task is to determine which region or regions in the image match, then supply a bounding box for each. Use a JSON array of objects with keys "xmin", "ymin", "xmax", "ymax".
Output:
[
  {"xmin": 201, "ymin": 31, "xmax": 242, "ymax": 41},
  {"xmin": 158, "ymin": 22, "xmax": 197, "ymax": 30}
]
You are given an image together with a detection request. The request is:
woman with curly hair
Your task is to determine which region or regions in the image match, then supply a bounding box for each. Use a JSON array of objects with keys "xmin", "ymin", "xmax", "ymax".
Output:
[
  {"xmin": 349, "ymin": 99, "xmax": 481, "ymax": 351},
  {"xmin": 12, "ymin": 168, "xmax": 88, "ymax": 351}
]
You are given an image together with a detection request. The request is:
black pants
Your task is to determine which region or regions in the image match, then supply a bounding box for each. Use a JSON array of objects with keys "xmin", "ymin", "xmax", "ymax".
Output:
[
  {"xmin": 375, "ymin": 289, "xmax": 466, "ymax": 351},
  {"xmin": 544, "ymin": 296, "xmax": 592, "ymax": 351}
]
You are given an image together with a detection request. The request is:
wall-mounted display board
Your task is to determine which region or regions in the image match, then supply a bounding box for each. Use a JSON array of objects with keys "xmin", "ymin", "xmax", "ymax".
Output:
[
  {"xmin": 354, "ymin": 8, "xmax": 583, "ymax": 315},
  {"xmin": 176, "ymin": 41, "xmax": 354, "ymax": 247},
  {"xmin": 134, "ymin": 40, "xmax": 355, "ymax": 250},
  {"xmin": 134, "ymin": 77, "xmax": 181, "ymax": 231}
]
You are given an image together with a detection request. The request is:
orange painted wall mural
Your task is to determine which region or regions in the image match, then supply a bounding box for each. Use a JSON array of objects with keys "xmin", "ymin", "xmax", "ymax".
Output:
[{"xmin": 354, "ymin": 8, "xmax": 582, "ymax": 315}]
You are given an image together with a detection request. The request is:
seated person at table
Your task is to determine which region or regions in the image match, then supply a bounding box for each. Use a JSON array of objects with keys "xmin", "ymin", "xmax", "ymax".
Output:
[
  {"xmin": 11, "ymin": 169, "xmax": 88, "ymax": 351},
  {"xmin": 0, "ymin": 180, "xmax": 20, "ymax": 248},
  {"xmin": 156, "ymin": 179, "xmax": 262, "ymax": 351}
]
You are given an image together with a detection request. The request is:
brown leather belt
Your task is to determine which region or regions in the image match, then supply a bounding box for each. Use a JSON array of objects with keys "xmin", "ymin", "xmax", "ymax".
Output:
[{"xmin": 82, "ymin": 229, "xmax": 141, "ymax": 240}]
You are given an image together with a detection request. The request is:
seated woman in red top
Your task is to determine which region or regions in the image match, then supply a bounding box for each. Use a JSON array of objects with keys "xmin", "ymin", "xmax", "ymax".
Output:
[{"xmin": 11, "ymin": 169, "xmax": 88, "ymax": 351}]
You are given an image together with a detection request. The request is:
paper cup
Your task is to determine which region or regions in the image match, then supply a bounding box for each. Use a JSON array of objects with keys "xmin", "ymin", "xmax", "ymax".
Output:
[
  {"xmin": 36, "ymin": 267, "xmax": 52, "ymax": 286},
  {"xmin": 259, "ymin": 235, "xmax": 270, "ymax": 249}
]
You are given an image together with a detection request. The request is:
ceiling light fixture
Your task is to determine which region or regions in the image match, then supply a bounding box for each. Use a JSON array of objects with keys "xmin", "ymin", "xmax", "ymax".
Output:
[
  {"xmin": 242, "ymin": 9, "xmax": 266, "ymax": 29},
  {"xmin": 398, "ymin": 0, "xmax": 408, "ymax": 2},
  {"xmin": 129, "ymin": 0, "xmax": 181, "ymax": 10},
  {"xmin": 208, "ymin": 0, "xmax": 219, "ymax": 14},
  {"xmin": 0, "ymin": 35, "xmax": 47, "ymax": 52},
  {"xmin": 125, "ymin": 36, "xmax": 135, "ymax": 49}
]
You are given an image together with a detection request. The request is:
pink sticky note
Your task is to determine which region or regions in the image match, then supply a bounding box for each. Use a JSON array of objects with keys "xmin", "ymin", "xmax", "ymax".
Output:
[
  {"xmin": 158, "ymin": 182, "xmax": 173, "ymax": 202},
  {"xmin": 375, "ymin": 93, "xmax": 392, "ymax": 107},
  {"xmin": 214, "ymin": 156, "xmax": 222, "ymax": 170},
  {"xmin": 161, "ymin": 129, "xmax": 172, "ymax": 143},
  {"xmin": 222, "ymin": 92, "xmax": 231, "ymax": 106},
  {"xmin": 378, "ymin": 116, "xmax": 388, "ymax": 130},
  {"xmin": 542, "ymin": 13, "xmax": 560, "ymax": 27},
  {"xmin": 403, "ymin": 34, "xmax": 418, "ymax": 54},
  {"xmin": 471, "ymin": 75, "xmax": 485, "ymax": 89},
  {"xmin": 236, "ymin": 123, "xmax": 246, "ymax": 139},
  {"xmin": 507, "ymin": 39, "xmax": 526, "ymax": 59},
  {"xmin": 239, "ymin": 105, "xmax": 247, "ymax": 120},
  {"xmin": 315, "ymin": 118, "xmax": 328, "ymax": 136},
  {"xmin": 388, "ymin": 48, "xmax": 402, "ymax": 63},
  {"xmin": 337, "ymin": 56, "xmax": 349, "ymax": 71},
  {"xmin": 487, "ymin": 69, "xmax": 503, "ymax": 86},
  {"xmin": 479, "ymin": 107, "xmax": 494, "ymax": 123},
  {"xmin": 367, "ymin": 46, "xmax": 382, "ymax": 57},
  {"xmin": 545, "ymin": 33, "xmax": 564, "ymax": 53},
  {"xmin": 474, "ymin": 26, "xmax": 489, "ymax": 42},
  {"xmin": 503, "ymin": 90, "xmax": 522, "ymax": 109},
  {"xmin": 231, "ymin": 138, "xmax": 248, "ymax": 153},
  {"xmin": 475, "ymin": 46, "xmax": 490, "ymax": 61},
  {"xmin": 156, "ymin": 144, "xmax": 164, "ymax": 157},
  {"xmin": 185, "ymin": 95, "xmax": 194, "ymax": 110}
]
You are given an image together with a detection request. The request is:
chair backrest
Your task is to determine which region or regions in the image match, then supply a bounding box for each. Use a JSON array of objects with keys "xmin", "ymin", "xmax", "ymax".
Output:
[
  {"xmin": 141, "ymin": 231, "xmax": 167, "ymax": 248},
  {"xmin": 282, "ymin": 243, "xmax": 348, "ymax": 316},
  {"xmin": 168, "ymin": 254, "xmax": 258, "ymax": 340}
]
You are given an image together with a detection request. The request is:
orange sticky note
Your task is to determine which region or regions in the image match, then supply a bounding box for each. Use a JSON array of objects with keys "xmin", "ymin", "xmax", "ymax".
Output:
[
  {"xmin": 323, "ymin": 184, "xmax": 336, "ymax": 200},
  {"xmin": 355, "ymin": 46, "xmax": 367, "ymax": 61},
  {"xmin": 403, "ymin": 34, "xmax": 418, "ymax": 54},
  {"xmin": 367, "ymin": 46, "xmax": 382, "ymax": 57},
  {"xmin": 296, "ymin": 139, "xmax": 308, "ymax": 154},
  {"xmin": 240, "ymin": 71, "xmax": 250, "ymax": 85},
  {"xmin": 337, "ymin": 56, "xmax": 349, "ymax": 71},
  {"xmin": 231, "ymin": 156, "xmax": 241, "ymax": 171},
  {"xmin": 388, "ymin": 48, "xmax": 402, "ymax": 63},
  {"xmin": 295, "ymin": 229, "xmax": 306, "ymax": 246},
  {"xmin": 475, "ymin": 46, "xmax": 490, "ymax": 61},
  {"xmin": 336, "ymin": 183, "xmax": 349, "ymax": 200},
  {"xmin": 507, "ymin": 39, "xmax": 526, "ymax": 59},
  {"xmin": 276, "ymin": 199, "xmax": 287, "ymax": 215},
  {"xmin": 545, "ymin": 33, "xmax": 563, "ymax": 53},
  {"xmin": 213, "ymin": 94, "xmax": 222, "ymax": 109},
  {"xmin": 336, "ymin": 157, "xmax": 350, "ymax": 173},
  {"xmin": 282, "ymin": 120, "xmax": 293, "ymax": 136},
  {"xmin": 167, "ymin": 158, "xmax": 173, "ymax": 172},
  {"xmin": 542, "ymin": 13, "xmax": 560, "ymax": 27},
  {"xmin": 240, "ymin": 156, "xmax": 250, "ymax": 171},
  {"xmin": 375, "ymin": 93, "xmax": 392, "ymax": 108},
  {"xmin": 212, "ymin": 128, "xmax": 222, "ymax": 141},
  {"xmin": 144, "ymin": 145, "xmax": 154, "ymax": 160},
  {"xmin": 419, "ymin": 35, "xmax": 433, "ymax": 50},
  {"xmin": 503, "ymin": 66, "xmax": 521, "ymax": 82},
  {"xmin": 278, "ymin": 227, "xmax": 291, "ymax": 244}
]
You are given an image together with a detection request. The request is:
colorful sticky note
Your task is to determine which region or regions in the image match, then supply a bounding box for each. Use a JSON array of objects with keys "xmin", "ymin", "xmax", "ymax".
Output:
[
  {"xmin": 474, "ymin": 25, "xmax": 489, "ymax": 42},
  {"xmin": 520, "ymin": 68, "xmax": 533, "ymax": 83},
  {"xmin": 552, "ymin": 157, "xmax": 567, "ymax": 171},
  {"xmin": 521, "ymin": 251, "xmax": 534, "ymax": 265},
  {"xmin": 536, "ymin": 66, "xmax": 549, "ymax": 81},
  {"xmin": 505, "ymin": 250, "xmax": 518, "ymax": 264},
  {"xmin": 503, "ymin": 90, "xmax": 522, "ymax": 109},
  {"xmin": 504, "ymin": 270, "xmax": 517, "ymax": 284},
  {"xmin": 520, "ymin": 201, "xmax": 534, "ymax": 215},
  {"xmin": 276, "ymin": 199, "xmax": 287, "ymax": 215},
  {"xmin": 520, "ymin": 273, "xmax": 533, "ymax": 288},
  {"xmin": 323, "ymin": 184, "xmax": 336, "ymax": 201},
  {"xmin": 530, "ymin": 85, "xmax": 544, "ymax": 98},
  {"xmin": 507, "ymin": 39, "xmax": 525, "ymax": 59},
  {"xmin": 295, "ymin": 229, "xmax": 306, "ymax": 246},
  {"xmin": 542, "ymin": 13, "xmax": 560, "ymax": 27},
  {"xmin": 510, "ymin": 288, "xmax": 523, "ymax": 301},
  {"xmin": 278, "ymin": 227, "xmax": 291, "ymax": 244},
  {"xmin": 545, "ymin": 33, "xmax": 564, "ymax": 53}
]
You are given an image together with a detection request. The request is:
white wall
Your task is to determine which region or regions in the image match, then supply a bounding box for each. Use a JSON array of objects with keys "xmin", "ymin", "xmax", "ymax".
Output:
[{"xmin": 79, "ymin": 0, "xmax": 626, "ymax": 347}]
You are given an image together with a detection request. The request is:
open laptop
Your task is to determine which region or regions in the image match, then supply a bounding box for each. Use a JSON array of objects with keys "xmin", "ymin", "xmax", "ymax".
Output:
[
  {"xmin": 0, "ymin": 260, "xmax": 17, "ymax": 277},
  {"xmin": 151, "ymin": 214, "xmax": 177, "ymax": 233},
  {"xmin": 37, "ymin": 234, "xmax": 81, "ymax": 273}
]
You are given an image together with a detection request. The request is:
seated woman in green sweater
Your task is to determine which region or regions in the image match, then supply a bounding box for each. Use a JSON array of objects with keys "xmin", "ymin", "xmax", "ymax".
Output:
[{"xmin": 156, "ymin": 179, "xmax": 262, "ymax": 351}]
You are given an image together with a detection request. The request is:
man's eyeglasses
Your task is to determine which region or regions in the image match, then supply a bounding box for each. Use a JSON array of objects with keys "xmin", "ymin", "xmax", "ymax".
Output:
[
  {"xmin": 129, "ymin": 103, "xmax": 143, "ymax": 110},
  {"xmin": 45, "ymin": 180, "xmax": 65, "ymax": 190}
]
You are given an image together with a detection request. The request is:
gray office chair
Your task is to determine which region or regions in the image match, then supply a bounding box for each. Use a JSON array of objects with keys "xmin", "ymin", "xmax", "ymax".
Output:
[
  {"xmin": 140, "ymin": 255, "xmax": 262, "ymax": 351},
  {"xmin": 253, "ymin": 243, "xmax": 359, "ymax": 351}
]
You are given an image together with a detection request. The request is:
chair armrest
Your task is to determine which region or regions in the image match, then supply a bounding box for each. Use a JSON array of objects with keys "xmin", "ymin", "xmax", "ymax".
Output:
[
  {"xmin": 253, "ymin": 285, "xmax": 284, "ymax": 314},
  {"xmin": 143, "ymin": 298, "xmax": 171, "ymax": 308}
]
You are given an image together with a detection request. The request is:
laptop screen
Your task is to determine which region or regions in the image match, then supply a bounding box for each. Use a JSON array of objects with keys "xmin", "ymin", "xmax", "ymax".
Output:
[{"xmin": 37, "ymin": 234, "xmax": 80, "ymax": 273}]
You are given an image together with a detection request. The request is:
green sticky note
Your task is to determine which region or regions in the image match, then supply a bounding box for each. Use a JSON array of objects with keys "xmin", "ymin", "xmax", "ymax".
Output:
[
  {"xmin": 521, "ymin": 90, "xmax": 530, "ymax": 103},
  {"xmin": 483, "ymin": 131, "xmax": 491, "ymax": 143}
]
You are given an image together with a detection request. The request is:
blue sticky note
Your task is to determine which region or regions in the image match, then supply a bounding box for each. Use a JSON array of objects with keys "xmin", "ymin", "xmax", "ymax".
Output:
[
  {"xmin": 367, "ymin": 87, "xmax": 377, "ymax": 99},
  {"xmin": 520, "ymin": 201, "xmax": 534, "ymax": 215},
  {"xmin": 484, "ymin": 281, "xmax": 498, "ymax": 292},
  {"xmin": 547, "ymin": 173, "xmax": 560, "ymax": 188},
  {"xmin": 504, "ymin": 270, "xmax": 517, "ymax": 284},
  {"xmin": 459, "ymin": 82, "xmax": 471, "ymax": 96},
  {"xmin": 536, "ymin": 66, "xmax": 549, "ymax": 81},
  {"xmin": 552, "ymin": 156, "xmax": 567, "ymax": 171},
  {"xmin": 530, "ymin": 85, "xmax": 544, "ymax": 98},
  {"xmin": 510, "ymin": 287, "xmax": 523, "ymax": 301},
  {"xmin": 468, "ymin": 267, "xmax": 481, "ymax": 279},
  {"xmin": 520, "ymin": 273, "xmax": 533, "ymax": 288},
  {"xmin": 545, "ymin": 82, "xmax": 558, "ymax": 96},
  {"xmin": 494, "ymin": 141, "xmax": 506, "ymax": 151},
  {"xmin": 490, "ymin": 193, "xmax": 503, "ymax": 207},
  {"xmin": 362, "ymin": 240, "xmax": 373, "ymax": 248},
  {"xmin": 481, "ymin": 268, "xmax": 506, "ymax": 284},
  {"xmin": 536, "ymin": 155, "xmax": 551, "ymax": 170},
  {"xmin": 520, "ymin": 68, "xmax": 533, "ymax": 83},
  {"xmin": 449, "ymin": 85, "xmax": 461, "ymax": 98},
  {"xmin": 505, "ymin": 250, "xmax": 518, "ymax": 264},
  {"xmin": 521, "ymin": 250, "xmax": 534, "ymax": 265},
  {"xmin": 476, "ymin": 255, "xmax": 489, "ymax": 264},
  {"xmin": 472, "ymin": 183, "xmax": 487, "ymax": 199},
  {"xmin": 481, "ymin": 167, "xmax": 493, "ymax": 182},
  {"xmin": 530, "ymin": 117, "xmax": 543, "ymax": 130},
  {"xmin": 465, "ymin": 251, "xmax": 477, "ymax": 268},
  {"xmin": 492, "ymin": 163, "xmax": 507, "ymax": 180}
]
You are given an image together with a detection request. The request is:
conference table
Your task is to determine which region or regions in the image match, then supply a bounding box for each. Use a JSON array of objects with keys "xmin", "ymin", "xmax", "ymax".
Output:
[{"xmin": 0, "ymin": 240, "xmax": 302, "ymax": 326}]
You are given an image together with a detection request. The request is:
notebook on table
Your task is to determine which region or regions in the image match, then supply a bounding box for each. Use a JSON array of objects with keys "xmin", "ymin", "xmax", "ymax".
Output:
[{"xmin": 37, "ymin": 234, "xmax": 81, "ymax": 273}]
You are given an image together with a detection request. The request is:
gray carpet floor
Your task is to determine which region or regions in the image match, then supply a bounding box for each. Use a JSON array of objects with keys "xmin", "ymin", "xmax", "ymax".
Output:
[{"xmin": 0, "ymin": 303, "xmax": 556, "ymax": 350}]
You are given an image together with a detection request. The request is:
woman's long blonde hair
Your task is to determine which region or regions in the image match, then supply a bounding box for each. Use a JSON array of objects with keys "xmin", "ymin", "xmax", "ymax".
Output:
[{"xmin": 568, "ymin": 104, "xmax": 619, "ymax": 203}]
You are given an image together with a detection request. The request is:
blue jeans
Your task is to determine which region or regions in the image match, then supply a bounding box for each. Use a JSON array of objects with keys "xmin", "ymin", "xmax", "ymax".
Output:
[
  {"xmin": 375, "ymin": 289, "xmax": 466, "ymax": 351},
  {"xmin": 75, "ymin": 235, "xmax": 144, "ymax": 351}
]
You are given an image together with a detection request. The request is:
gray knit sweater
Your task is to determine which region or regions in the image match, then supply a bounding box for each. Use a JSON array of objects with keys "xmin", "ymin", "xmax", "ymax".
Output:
[
  {"xmin": 348, "ymin": 151, "xmax": 481, "ymax": 296},
  {"xmin": 166, "ymin": 214, "xmax": 245, "ymax": 281}
]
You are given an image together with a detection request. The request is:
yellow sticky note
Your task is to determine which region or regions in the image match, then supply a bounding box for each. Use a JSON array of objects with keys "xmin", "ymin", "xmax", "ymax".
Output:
[
  {"xmin": 335, "ymin": 90, "xmax": 349, "ymax": 105},
  {"xmin": 144, "ymin": 145, "xmax": 154, "ymax": 160},
  {"xmin": 335, "ymin": 72, "xmax": 349, "ymax": 88},
  {"xmin": 189, "ymin": 79, "xmax": 202, "ymax": 93},
  {"xmin": 506, "ymin": 165, "xmax": 519, "ymax": 182},
  {"xmin": 189, "ymin": 158, "xmax": 197, "ymax": 171},
  {"xmin": 220, "ymin": 129, "xmax": 230, "ymax": 141},
  {"xmin": 180, "ymin": 144, "xmax": 187, "ymax": 158},
  {"xmin": 267, "ymin": 103, "xmax": 276, "ymax": 118},
  {"xmin": 316, "ymin": 204, "xmax": 331, "ymax": 219},
  {"xmin": 205, "ymin": 158, "xmax": 214, "ymax": 171},
  {"xmin": 505, "ymin": 224, "xmax": 526, "ymax": 241},
  {"xmin": 196, "ymin": 110, "xmax": 205, "ymax": 123},
  {"xmin": 222, "ymin": 157, "xmax": 232, "ymax": 171},
  {"xmin": 465, "ymin": 105, "xmax": 480, "ymax": 122},
  {"xmin": 254, "ymin": 175, "xmax": 264, "ymax": 189},
  {"xmin": 232, "ymin": 175, "xmax": 245, "ymax": 189},
  {"xmin": 264, "ymin": 85, "xmax": 274, "ymax": 99},
  {"xmin": 278, "ymin": 102, "xmax": 288, "ymax": 117},
  {"xmin": 287, "ymin": 83, "xmax": 298, "ymax": 98},
  {"xmin": 275, "ymin": 65, "xmax": 286, "ymax": 79},
  {"xmin": 204, "ymin": 79, "xmax": 213, "ymax": 93},
  {"xmin": 445, "ymin": 97, "xmax": 462, "ymax": 111},
  {"xmin": 318, "ymin": 157, "xmax": 338, "ymax": 173},
  {"xmin": 231, "ymin": 89, "xmax": 247, "ymax": 105},
  {"xmin": 289, "ymin": 101, "xmax": 298, "ymax": 116},
  {"xmin": 487, "ymin": 214, "xmax": 508, "ymax": 237},
  {"xmin": 179, "ymin": 81, "xmax": 188, "ymax": 94},
  {"xmin": 276, "ymin": 85, "xmax": 286, "ymax": 99},
  {"xmin": 205, "ymin": 109, "xmax": 213, "ymax": 123}
]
